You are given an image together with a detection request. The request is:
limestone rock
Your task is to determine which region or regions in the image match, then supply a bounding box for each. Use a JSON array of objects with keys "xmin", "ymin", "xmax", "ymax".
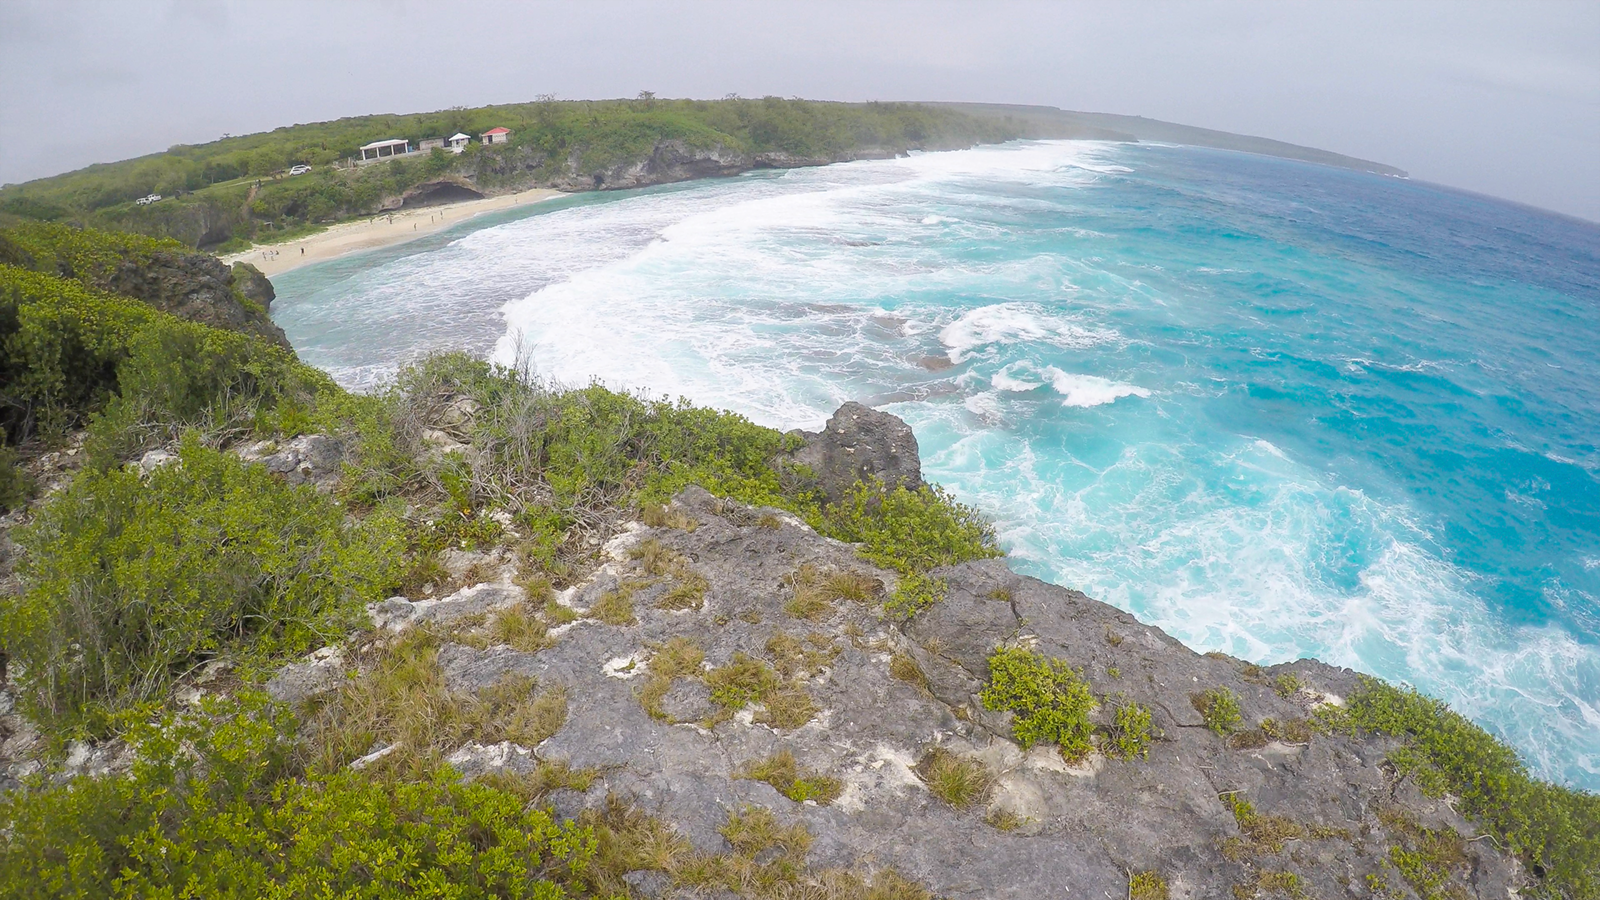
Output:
[
  {"xmin": 446, "ymin": 741, "xmax": 538, "ymax": 780},
  {"xmin": 792, "ymin": 401, "xmax": 923, "ymax": 503},
  {"xmin": 229, "ymin": 262, "xmax": 275, "ymax": 312},
  {"xmin": 239, "ymin": 435, "xmax": 345, "ymax": 491},
  {"xmin": 265, "ymin": 647, "xmax": 347, "ymax": 705}
]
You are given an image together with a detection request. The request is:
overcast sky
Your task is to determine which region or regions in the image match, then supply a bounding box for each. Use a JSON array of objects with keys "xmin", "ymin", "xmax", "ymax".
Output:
[{"xmin": 2, "ymin": 0, "xmax": 1597, "ymax": 221}]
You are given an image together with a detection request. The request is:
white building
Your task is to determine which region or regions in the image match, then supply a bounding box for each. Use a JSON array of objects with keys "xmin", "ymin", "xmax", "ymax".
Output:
[
  {"xmin": 447, "ymin": 133, "xmax": 472, "ymax": 153},
  {"xmin": 358, "ymin": 139, "xmax": 413, "ymax": 162}
]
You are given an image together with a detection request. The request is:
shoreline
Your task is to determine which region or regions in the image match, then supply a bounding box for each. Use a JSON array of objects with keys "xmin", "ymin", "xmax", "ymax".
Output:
[{"xmin": 221, "ymin": 187, "xmax": 567, "ymax": 277}]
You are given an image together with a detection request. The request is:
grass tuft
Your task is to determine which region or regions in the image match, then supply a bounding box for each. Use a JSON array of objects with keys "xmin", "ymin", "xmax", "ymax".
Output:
[
  {"xmin": 916, "ymin": 748, "xmax": 994, "ymax": 809},
  {"xmin": 737, "ymin": 749, "xmax": 843, "ymax": 805}
]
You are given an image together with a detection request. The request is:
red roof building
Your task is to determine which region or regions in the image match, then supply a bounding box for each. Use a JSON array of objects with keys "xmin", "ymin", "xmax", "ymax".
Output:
[{"xmin": 480, "ymin": 127, "xmax": 511, "ymax": 145}]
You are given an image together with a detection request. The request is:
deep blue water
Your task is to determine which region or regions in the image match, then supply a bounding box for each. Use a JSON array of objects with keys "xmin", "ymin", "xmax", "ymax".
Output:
[{"xmin": 272, "ymin": 141, "xmax": 1600, "ymax": 787}]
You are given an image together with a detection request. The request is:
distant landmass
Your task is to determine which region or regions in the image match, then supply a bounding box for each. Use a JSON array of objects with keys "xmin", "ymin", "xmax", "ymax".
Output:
[
  {"xmin": 935, "ymin": 102, "xmax": 1408, "ymax": 178},
  {"xmin": 0, "ymin": 97, "xmax": 1407, "ymax": 252}
]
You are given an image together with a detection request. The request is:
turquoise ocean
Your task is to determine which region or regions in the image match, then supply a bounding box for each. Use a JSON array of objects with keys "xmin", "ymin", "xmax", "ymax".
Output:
[{"xmin": 272, "ymin": 141, "xmax": 1600, "ymax": 788}]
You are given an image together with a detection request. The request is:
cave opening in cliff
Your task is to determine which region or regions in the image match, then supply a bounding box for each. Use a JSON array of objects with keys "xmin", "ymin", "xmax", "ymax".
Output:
[{"xmin": 399, "ymin": 181, "xmax": 485, "ymax": 208}]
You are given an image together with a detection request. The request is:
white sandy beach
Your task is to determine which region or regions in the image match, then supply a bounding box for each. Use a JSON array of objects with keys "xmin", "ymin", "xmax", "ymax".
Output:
[{"xmin": 221, "ymin": 187, "xmax": 566, "ymax": 276}]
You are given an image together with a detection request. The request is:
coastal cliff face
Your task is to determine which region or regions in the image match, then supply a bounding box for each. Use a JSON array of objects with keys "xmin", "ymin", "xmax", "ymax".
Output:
[{"xmin": 432, "ymin": 137, "xmax": 970, "ymax": 203}]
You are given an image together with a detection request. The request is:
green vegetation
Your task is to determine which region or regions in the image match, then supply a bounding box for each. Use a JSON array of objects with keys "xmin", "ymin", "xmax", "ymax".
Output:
[
  {"xmin": 980, "ymin": 647, "xmax": 1097, "ymax": 760},
  {"xmin": 1192, "ymin": 687, "xmax": 1244, "ymax": 736},
  {"xmin": 0, "ymin": 97, "xmax": 1019, "ymax": 249},
  {"xmin": 1130, "ymin": 871, "xmax": 1170, "ymax": 900},
  {"xmin": 823, "ymin": 481, "xmax": 1002, "ymax": 576},
  {"xmin": 0, "ymin": 262, "xmax": 323, "ymax": 448},
  {"xmin": 706, "ymin": 651, "xmax": 782, "ymax": 712},
  {"xmin": 1104, "ymin": 700, "xmax": 1156, "ymax": 760},
  {"xmin": 738, "ymin": 749, "xmax": 844, "ymax": 805},
  {"xmin": 916, "ymin": 748, "xmax": 995, "ymax": 809},
  {"xmin": 0, "ymin": 444, "xmax": 31, "ymax": 512},
  {"xmin": 0, "ymin": 694, "xmax": 596, "ymax": 899},
  {"xmin": 1273, "ymin": 672, "xmax": 1303, "ymax": 698},
  {"xmin": 1318, "ymin": 676, "xmax": 1599, "ymax": 899},
  {"xmin": 3, "ymin": 436, "xmax": 397, "ymax": 738}
]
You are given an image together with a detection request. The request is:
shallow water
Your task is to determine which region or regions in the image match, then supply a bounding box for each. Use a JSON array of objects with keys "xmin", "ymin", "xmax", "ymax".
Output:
[{"xmin": 273, "ymin": 141, "xmax": 1600, "ymax": 788}]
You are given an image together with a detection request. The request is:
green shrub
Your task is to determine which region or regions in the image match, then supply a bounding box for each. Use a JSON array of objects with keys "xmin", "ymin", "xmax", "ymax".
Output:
[
  {"xmin": 1326, "ymin": 677, "xmax": 1599, "ymax": 899},
  {"xmin": 886, "ymin": 572, "xmax": 948, "ymax": 619},
  {"xmin": 1192, "ymin": 687, "xmax": 1244, "ymax": 736},
  {"xmin": 2, "ymin": 437, "xmax": 400, "ymax": 737},
  {"xmin": 0, "ymin": 694, "xmax": 596, "ymax": 899},
  {"xmin": 0, "ymin": 444, "xmax": 31, "ymax": 512},
  {"xmin": 821, "ymin": 481, "xmax": 1001, "ymax": 575},
  {"xmin": 0, "ymin": 264, "xmax": 328, "ymax": 448},
  {"xmin": 980, "ymin": 647, "xmax": 1096, "ymax": 759},
  {"xmin": 1104, "ymin": 700, "xmax": 1155, "ymax": 760}
]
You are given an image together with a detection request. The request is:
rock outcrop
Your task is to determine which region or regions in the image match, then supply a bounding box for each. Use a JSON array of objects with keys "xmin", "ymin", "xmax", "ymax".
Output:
[
  {"xmin": 95, "ymin": 249, "xmax": 289, "ymax": 348},
  {"xmin": 791, "ymin": 401, "xmax": 924, "ymax": 502}
]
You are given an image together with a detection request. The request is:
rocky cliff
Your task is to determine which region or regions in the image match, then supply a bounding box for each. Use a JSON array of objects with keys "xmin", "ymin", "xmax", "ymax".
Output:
[{"xmin": 199, "ymin": 406, "xmax": 1528, "ymax": 898}]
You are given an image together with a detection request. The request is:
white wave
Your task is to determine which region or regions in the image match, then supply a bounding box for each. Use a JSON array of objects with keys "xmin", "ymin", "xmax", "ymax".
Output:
[
  {"xmin": 939, "ymin": 303, "xmax": 1113, "ymax": 363},
  {"xmin": 992, "ymin": 363, "xmax": 1045, "ymax": 393},
  {"xmin": 1042, "ymin": 366, "xmax": 1150, "ymax": 407}
]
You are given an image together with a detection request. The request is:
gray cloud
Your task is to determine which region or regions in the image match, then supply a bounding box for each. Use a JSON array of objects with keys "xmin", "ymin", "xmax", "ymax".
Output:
[{"xmin": 1, "ymin": 0, "xmax": 1596, "ymax": 220}]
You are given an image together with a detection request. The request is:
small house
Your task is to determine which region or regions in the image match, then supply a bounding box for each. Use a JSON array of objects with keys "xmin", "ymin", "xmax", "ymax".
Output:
[
  {"xmin": 359, "ymin": 139, "xmax": 413, "ymax": 161},
  {"xmin": 447, "ymin": 133, "xmax": 471, "ymax": 153},
  {"xmin": 418, "ymin": 137, "xmax": 445, "ymax": 152},
  {"xmin": 480, "ymin": 127, "xmax": 511, "ymax": 145}
]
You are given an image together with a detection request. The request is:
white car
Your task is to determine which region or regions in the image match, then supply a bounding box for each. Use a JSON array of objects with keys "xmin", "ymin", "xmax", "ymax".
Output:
[{"xmin": 288, "ymin": 164, "xmax": 312, "ymax": 176}]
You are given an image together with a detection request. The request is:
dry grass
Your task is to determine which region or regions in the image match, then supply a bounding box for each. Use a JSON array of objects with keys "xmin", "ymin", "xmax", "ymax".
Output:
[
  {"xmin": 630, "ymin": 537, "xmax": 682, "ymax": 576},
  {"xmin": 737, "ymin": 749, "xmax": 844, "ymax": 805},
  {"xmin": 916, "ymin": 748, "xmax": 994, "ymax": 809},
  {"xmin": 637, "ymin": 636, "xmax": 706, "ymax": 720},
  {"xmin": 756, "ymin": 685, "xmax": 819, "ymax": 730},
  {"xmin": 591, "ymin": 581, "xmax": 640, "ymax": 625},
  {"xmin": 641, "ymin": 503, "xmax": 697, "ymax": 531},
  {"xmin": 766, "ymin": 632, "xmax": 838, "ymax": 679},
  {"xmin": 722, "ymin": 805, "xmax": 813, "ymax": 858},
  {"xmin": 888, "ymin": 652, "xmax": 927, "ymax": 689},
  {"xmin": 576, "ymin": 796, "xmax": 936, "ymax": 900},
  {"xmin": 784, "ymin": 564, "xmax": 880, "ymax": 620},
  {"xmin": 543, "ymin": 596, "xmax": 579, "ymax": 625},
  {"xmin": 305, "ymin": 632, "xmax": 568, "ymax": 774},
  {"xmin": 488, "ymin": 602, "xmax": 551, "ymax": 652},
  {"xmin": 658, "ymin": 570, "xmax": 708, "ymax": 611},
  {"xmin": 983, "ymin": 808, "xmax": 1027, "ymax": 832},
  {"xmin": 705, "ymin": 652, "xmax": 780, "ymax": 711}
]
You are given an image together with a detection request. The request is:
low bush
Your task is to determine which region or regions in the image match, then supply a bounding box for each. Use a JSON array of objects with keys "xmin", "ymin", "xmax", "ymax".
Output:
[
  {"xmin": 1323, "ymin": 676, "xmax": 1599, "ymax": 899},
  {"xmin": 1104, "ymin": 700, "xmax": 1155, "ymax": 760},
  {"xmin": 0, "ymin": 695, "xmax": 596, "ymax": 899},
  {"xmin": 821, "ymin": 481, "xmax": 1001, "ymax": 576},
  {"xmin": 1192, "ymin": 687, "xmax": 1244, "ymax": 736},
  {"xmin": 980, "ymin": 647, "xmax": 1096, "ymax": 759},
  {"xmin": 885, "ymin": 571, "xmax": 948, "ymax": 619},
  {"xmin": 2, "ymin": 437, "xmax": 400, "ymax": 738}
]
